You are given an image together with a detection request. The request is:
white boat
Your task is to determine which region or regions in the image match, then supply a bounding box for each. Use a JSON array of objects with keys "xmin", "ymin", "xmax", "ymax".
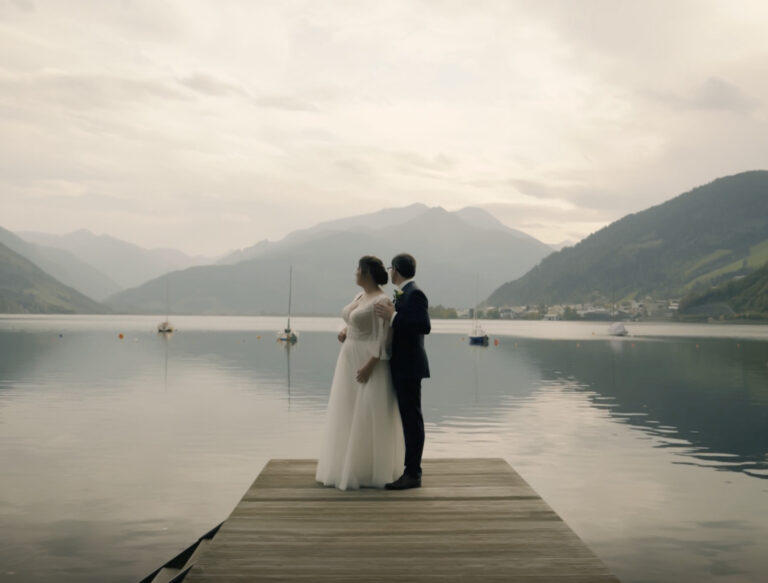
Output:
[
  {"xmin": 608, "ymin": 322, "xmax": 628, "ymax": 336},
  {"xmin": 277, "ymin": 266, "xmax": 298, "ymax": 345}
]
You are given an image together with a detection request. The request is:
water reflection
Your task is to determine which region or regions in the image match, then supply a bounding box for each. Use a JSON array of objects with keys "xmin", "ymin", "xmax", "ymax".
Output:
[
  {"xmin": 2, "ymin": 320, "xmax": 768, "ymax": 582},
  {"xmin": 283, "ymin": 340, "xmax": 295, "ymax": 407},
  {"xmin": 0, "ymin": 328, "xmax": 330, "ymax": 582},
  {"xmin": 512, "ymin": 337, "xmax": 768, "ymax": 479},
  {"xmin": 69, "ymin": 329, "xmax": 768, "ymax": 481},
  {"xmin": 165, "ymin": 330, "xmax": 339, "ymax": 408},
  {"xmin": 160, "ymin": 331, "xmax": 170, "ymax": 389}
]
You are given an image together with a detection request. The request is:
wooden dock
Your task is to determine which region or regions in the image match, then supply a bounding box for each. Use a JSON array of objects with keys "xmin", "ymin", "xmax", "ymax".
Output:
[{"xmin": 183, "ymin": 458, "xmax": 620, "ymax": 582}]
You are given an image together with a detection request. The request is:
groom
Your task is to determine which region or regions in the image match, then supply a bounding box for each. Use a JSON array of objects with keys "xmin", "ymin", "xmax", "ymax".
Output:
[{"xmin": 375, "ymin": 253, "xmax": 431, "ymax": 490}]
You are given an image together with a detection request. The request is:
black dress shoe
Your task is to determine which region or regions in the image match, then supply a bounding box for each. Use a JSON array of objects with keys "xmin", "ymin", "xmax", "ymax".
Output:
[{"xmin": 385, "ymin": 473, "xmax": 422, "ymax": 490}]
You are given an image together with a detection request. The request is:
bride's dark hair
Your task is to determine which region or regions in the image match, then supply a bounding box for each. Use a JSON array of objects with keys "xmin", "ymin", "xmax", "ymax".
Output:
[{"xmin": 359, "ymin": 255, "xmax": 388, "ymax": 286}]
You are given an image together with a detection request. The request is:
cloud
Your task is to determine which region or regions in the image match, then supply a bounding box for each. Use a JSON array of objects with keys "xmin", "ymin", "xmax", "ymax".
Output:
[
  {"xmin": 507, "ymin": 179, "xmax": 566, "ymax": 200},
  {"xmin": 691, "ymin": 77, "xmax": 759, "ymax": 113},
  {"xmin": 9, "ymin": 0, "xmax": 35, "ymax": 12},
  {"xmin": 0, "ymin": 71, "xmax": 189, "ymax": 112},
  {"xmin": 175, "ymin": 73, "xmax": 331, "ymax": 111},
  {"xmin": 333, "ymin": 158, "xmax": 373, "ymax": 177},
  {"xmin": 646, "ymin": 77, "xmax": 760, "ymax": 114},
  {"xmin": 177, "ymin": 73, "xmax": 248, "ymax": 98},
  {"xmin": 254, "ymin": 94, "xmax": 319, "ymax": 112},
  {"xmin": 390, "ymin": 151, "xmax": 458, "ymax": 178},
  {"xmin": 1, "ymin": 1, "xmax": 768, "ymax": 255},
  {"xmin": 480, "ymin": 199, "xmax": 613, "ymax": 245}
]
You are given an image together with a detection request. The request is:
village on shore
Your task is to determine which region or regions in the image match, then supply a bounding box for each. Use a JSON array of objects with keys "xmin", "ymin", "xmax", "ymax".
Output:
[{"xmin": 432, "ymin": 299, "xmax": 681, "ymax": 321}]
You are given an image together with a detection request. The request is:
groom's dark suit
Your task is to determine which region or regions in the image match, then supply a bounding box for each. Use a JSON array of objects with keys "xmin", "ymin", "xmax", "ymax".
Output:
[{"xmin": 390, "ymin": 281, "xmax": 430, "ymax": 479}]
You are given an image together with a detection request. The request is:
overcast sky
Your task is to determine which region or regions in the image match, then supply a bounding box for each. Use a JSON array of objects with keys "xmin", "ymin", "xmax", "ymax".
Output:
[{"xmin": 1, "ymin": 0, "xmax": 767, "ymax": 255}]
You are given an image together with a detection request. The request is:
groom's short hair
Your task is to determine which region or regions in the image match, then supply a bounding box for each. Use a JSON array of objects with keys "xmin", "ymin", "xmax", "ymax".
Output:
[{"xmin": 392, "ymin": 253, "xmax": 416, "ymax": 279}]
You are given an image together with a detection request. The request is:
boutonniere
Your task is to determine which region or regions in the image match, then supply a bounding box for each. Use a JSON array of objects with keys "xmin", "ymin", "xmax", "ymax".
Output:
[{"xmin": 393, "ymin": 288, "xmax": 404, "ymax": 302}]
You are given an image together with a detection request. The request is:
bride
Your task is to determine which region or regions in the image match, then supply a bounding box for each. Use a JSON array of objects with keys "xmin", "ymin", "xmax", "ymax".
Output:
[{"xmin": 315, "ymin": 255, "xmax": 405, "ymax": 490}]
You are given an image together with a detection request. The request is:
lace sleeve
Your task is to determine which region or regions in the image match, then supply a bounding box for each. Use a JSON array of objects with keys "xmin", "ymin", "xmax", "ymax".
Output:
[{"xmin": 369, "ymin": 297, "xmax": 392, "ymax": 360}]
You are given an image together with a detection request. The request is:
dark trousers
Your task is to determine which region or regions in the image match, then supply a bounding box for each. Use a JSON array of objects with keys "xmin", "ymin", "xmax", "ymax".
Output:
[{"xmin": 393, "ymin": 376, "xmax": 424, "ymax": 478}]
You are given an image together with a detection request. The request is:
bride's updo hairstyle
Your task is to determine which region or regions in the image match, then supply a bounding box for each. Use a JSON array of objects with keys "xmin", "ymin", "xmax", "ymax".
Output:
[{"xmin": 359, "ymin": 255, "xmax": 388, "ymax": 286}]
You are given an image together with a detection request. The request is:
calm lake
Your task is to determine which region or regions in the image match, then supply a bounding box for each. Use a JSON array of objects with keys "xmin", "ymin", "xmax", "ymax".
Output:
[{"xmin": 1, "ymin": 315, "xmax": 767, "ymax": 582}]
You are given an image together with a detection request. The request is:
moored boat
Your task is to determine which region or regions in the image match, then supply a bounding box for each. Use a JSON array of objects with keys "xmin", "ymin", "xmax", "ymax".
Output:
[
  {"xmin": 608, "ymin": 322, "xmax": 628, "ymax": 336},
  {"xmin": 277, "ymin": 266, "xmax": 298, "ymax": 345},
  {"xmin": 157, "ymin": 320, "xmax": 174, "ymax": 334}
]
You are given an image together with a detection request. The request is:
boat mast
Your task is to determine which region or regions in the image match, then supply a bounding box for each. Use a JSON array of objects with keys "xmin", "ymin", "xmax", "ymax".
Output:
[
  {"xmin": 473, "ymin": 274, "xmax": 479, "ymax": 333},
  {"xmin": 286, "ymin": 265, "xmax": 293, "ymax": 332}
]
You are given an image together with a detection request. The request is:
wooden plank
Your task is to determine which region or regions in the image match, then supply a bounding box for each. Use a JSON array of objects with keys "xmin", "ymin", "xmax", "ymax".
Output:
[
  {"xmin": 184, "ymin": 459, "xmax": 620, "ymax": 582},
  {"xmin": 242, "ymin": 485, "xmax": 538, "ymax": 501}
]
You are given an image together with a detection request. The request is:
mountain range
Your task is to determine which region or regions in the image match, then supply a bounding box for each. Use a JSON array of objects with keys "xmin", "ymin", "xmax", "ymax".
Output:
[
  {"xmin": 487, "ymin": 171, "xmax": 768, "ymax": 307},
  {"xmin": 107, "ymin": 206, "xmax": 554, "ymax": 315},
  {"xmin": 3, "ymin": 171, "xmax": 767, "ymax": 317},
  {"xmin": 0, "ymin": 225, "xmax": 121, "ymax": 301},
  {"xmin": 0, "ymin": 240, "xmax": 105, "ymax": 314},
  {"xmin": 18, "ymin": 230, "xmax": 213, "ymax": 291},
  {"xmin": 217, "ymin": 204, "xmax": 434, "ymax": 265}
]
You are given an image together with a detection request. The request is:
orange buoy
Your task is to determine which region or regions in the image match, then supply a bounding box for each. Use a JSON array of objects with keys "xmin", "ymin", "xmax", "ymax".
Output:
[
  {"xmin": 118, "ymin": 333, "xmax": 124, "ymax": 339},
  {"xmin": 493, "ymin": 339, "xmax": 499, "ymax": 346}
]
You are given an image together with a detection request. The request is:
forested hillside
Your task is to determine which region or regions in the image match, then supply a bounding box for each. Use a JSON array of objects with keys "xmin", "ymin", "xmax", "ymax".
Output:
[
  {"xmin": 679, "ymin": 261, "xmax": 768, "ymax": 320},
  {"xmin": 488, "ymin": 171, "xmax": 768, "ymax": 307}
]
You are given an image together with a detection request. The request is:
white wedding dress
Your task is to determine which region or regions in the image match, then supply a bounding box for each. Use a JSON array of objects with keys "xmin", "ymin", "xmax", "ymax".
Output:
[{"xmin": 315, "ymin": 292, "xmax": 405, "ymax": 490}]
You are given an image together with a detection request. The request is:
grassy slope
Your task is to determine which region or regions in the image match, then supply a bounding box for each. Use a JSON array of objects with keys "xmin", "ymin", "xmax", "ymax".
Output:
[
  {"xmin": 0, "ymin": 242, "xmax": 106, "ymax": 314},
  {"xmin": 680, "ymin": 261, "xmax": 768, "ymax": 319}
]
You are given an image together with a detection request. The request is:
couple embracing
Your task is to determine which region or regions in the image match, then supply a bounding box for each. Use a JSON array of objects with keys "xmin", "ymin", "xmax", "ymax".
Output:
[{"xmin": 315, "ymin": 253, "xmax": 430, "ymax": 491}]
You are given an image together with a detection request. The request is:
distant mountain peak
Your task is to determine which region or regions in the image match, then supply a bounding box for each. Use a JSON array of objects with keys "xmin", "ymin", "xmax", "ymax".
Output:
[
  {"xmin": 420, "ymin": 205, "xmax": 451, "ymax": 216},
  {"xmin": 452, "ymin": 206, "xmax": 546, "ymax": 243},
  {"xmin": 218, "ymin": 202, "xmax": 553, "ymax": 266},
  {"xmin": 308, "ymin": 203, "xmax": 432, "ymax": 233},
  {"xmin": 16, "ymin": 229, "xmax": 212, "ymax": 289},
  {"xmin": 454, "ymin": 206, "xmax": 507, "ymax": 229}
]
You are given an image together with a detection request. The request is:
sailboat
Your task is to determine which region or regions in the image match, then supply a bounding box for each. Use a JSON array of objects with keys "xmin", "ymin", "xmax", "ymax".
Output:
[
  {"xmin": 277, "ymin": 266, "xmax": 298, "ymax": 345},
  {"xmin": 157, "ymin": 274, "xmax": 174, "ymax": 334},
  {"xmin": 468, "ymin": 277, "xmax": 489, "ymax": 346},
  {"xmin": 606, "ymin": 282, "xmax": 628, "ymax": 337},
  {"xmin": 157, "ymin": 320, "xmax": 174, "ymax": 334},
  {"xmin": 468, "ymin": 307, "xmax": 489, "ymax": 347}
]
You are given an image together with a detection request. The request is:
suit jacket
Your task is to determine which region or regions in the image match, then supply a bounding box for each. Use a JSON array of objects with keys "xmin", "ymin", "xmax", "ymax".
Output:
[{"xmin": 390, "ymin": 281, "xmax": 431, "ymax": 380}]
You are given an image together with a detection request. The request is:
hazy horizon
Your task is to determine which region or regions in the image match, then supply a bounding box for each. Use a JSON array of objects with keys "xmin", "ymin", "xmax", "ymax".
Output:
[{"xmin": 12, "ymin": 202, "xmax": 548, "ymax": 258}]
